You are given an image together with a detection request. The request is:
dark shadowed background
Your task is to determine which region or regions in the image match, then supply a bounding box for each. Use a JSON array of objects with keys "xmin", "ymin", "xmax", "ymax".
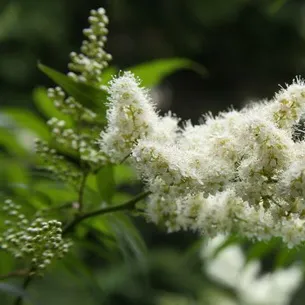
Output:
[{"xmin": 3, "ymin": 0, "xmax": 305, "ymax": 115}]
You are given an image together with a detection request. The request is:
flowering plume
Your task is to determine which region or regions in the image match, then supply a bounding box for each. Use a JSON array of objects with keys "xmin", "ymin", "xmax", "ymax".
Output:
[
  {"xmin": 100, "ymin": 75, "xmax": 305, "ymax": 248},
  {"xmin": 68, "ymin": 7, "xmax": 112, "ymax": 87},
  {"xmin": 100, "ymin": 72, "xmax": 179, "ymax": 163}
]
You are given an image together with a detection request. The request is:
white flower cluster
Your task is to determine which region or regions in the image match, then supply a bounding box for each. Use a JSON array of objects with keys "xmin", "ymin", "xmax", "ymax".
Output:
[
  {"xmin": 99, "ymin": 72, "xmax": 179, "ymax": 163},
  {"xmin": 100, "ymin": 73, "xmax": 305, "ymax": 247},
  {"xmin": 201, "ymin": 235, "xmax": 303, "ymax": 305}
]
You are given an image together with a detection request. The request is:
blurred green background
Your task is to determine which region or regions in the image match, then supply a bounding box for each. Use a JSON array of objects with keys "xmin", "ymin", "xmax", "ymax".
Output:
[{"xmin": 2, "ymin": 0, "xmax": 305, "ymax": 304}]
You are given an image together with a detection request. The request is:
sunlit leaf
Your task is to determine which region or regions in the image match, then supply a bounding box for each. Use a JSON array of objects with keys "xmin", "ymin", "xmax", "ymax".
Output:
[
  {"xmin": 112, "ymin": 192, "xmax": 133, "ymax": 206},
  {"xmin": 99, "ymin": 66, "xmax": 118, "ymax": 86},
  {"xmin": 129, "ymin": 58, "xmax": 206, "ymax": 88},
  {"xmin": 114, "ymin": 164, "xmax": 137, "ymax": 186},
  {"xmin": 5, "ymin": 162, "xmax": 30, "ymax": 197},
  {"xmin": 275, "ymin": 246, "xmax": 298, "ymax": 268},
  {"xmin": 2, "ymin": 108, "xmax": 50, "ymax": 140},
  {"xmin": 0, "ymin": 128, "xmax": 27, "ymax": 156},
  {"xmin": 246, "ymin": 238, "xmax": 280, "ymax": 262}
]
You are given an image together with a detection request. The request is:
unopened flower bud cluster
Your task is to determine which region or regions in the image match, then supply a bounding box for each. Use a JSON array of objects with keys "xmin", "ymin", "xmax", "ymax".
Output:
[
  {"xmin": 35, "ymin": 139, "xmax": 82, "ymax": 187},
  {"xmin": 68, "ymin": 8, "xmax": 112, "ymax": 88},
  {"xmin": 47, "ymin": 87, "xmax": 97, "ymax": 122},
  {"xmin": 46, "ymin": 118, "xmax": 106, "ymax": 166},
  {"xmin": 0, "ymin": 199, "xmax": 71, "ymax": 274},
  {"xmin": 41, "ymin": 8, "xmax": 111, "ymax": 176},
  {"xmin": 100, "ymin": 73, "xmax": 305, "ymax": 248}
]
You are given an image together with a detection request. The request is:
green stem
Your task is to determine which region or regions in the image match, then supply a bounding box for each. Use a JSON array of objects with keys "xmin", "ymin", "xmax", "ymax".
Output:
[
  {"xmin": 0, "ymin": 269, "xmax": 29, "ymax": 281},
  {"xmin": 63, "ymin": 191, "xmax": 150, "ymax": 235},
  {"xmin": 13, "ymin": 270, "xmax": 34, "ymax": 305},
  {"xmin": 77, "ymin": 172, "xmax": 88, "ymax": 213},
  {"xmin": 119, "ymin": 153, "xmax": 131, "ymax": 164},
  {"xmin": 41, "ymin": 202, "xmax": 74, "ymax": 212}
]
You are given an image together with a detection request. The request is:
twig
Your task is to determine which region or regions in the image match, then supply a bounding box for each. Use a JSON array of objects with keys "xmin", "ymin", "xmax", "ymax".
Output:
[
  {"xmin": 41, "ymin": 202, "xmax": 74, "ymax": 212},
  {"xmin": 13, "ymin": 270, "xmax": 34, "ymax": 305},
  {"xmin": 63, "ymin": 191, "xmax": 150, "ymax": 235},
  {"xmin": 0, "ymin": 269, "xmax": 29, "ymax": 281},
  {"xmin": 120, "ymin": 153, "xmax": 131, "ymax": 164}
]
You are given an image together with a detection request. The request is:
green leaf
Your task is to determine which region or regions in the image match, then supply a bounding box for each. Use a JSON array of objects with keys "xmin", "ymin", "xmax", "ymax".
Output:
[
  {"xmin": 129, "ymin": 58, "xmax": 207, "ymax": 88},
  {"xmin": 106, "ymin": 213, "xmax": 147, "ymax": 264},
  {"xmin": 0, "ymin": 128, "xmax": 27, "ymax": 156},
  {"xmin": 114, "ymin": 164, "xmax": 137, "ymax": 185},
  {"xmin": 112, "ymin": 192, "xmax": 133, "ymax": 206},
  {"xmin": 82, "ymin": 185, "xmax": 105, "ymax": 211},
  {"xmin": 246, "ymin": 238, "xmax": 280, "ymax": 262},
  {"xmin": 87, "ymin": 216, "xmax": 117, "ymax": 251},
  {"xmin": 33, "ymin": 180, "xmax": 77, "ymax": 206},
  {"xmin": 99, "ymin": 66, "xmax": 118, "ymax": 86},
  {"xmin": 2, "ymin": 108, "xmax": 50, "ymax": 140},
  {"xmin": 5, "ymin": 162, "xmax": 30, "ymax": 195},
  {"xmin": 38, "ymin": 63, "xmax": 107, "ymax": 114},
  {"xmin": 33, "ymin": 87, "xmax": 73, "ymax": 125},
  {"xmin": 96, "ymin": 165, "xmax": 115, "ymax": 203},
  {"xmin": 0, "ymin": 252, "xmax": 15, "ymax": 276},
  {"xmin": 275, "ymin": 246, "xmax": 298, "ymax": 268}
]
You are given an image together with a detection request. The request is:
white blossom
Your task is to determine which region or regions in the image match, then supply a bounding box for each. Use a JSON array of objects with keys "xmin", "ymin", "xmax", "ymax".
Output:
[
  {"xmin": 100, "ymin": 72, "xmax": 159, "ymax": 163},
  {"xmin": 202, "ymin": 236, "xmax": 303, "ymax": 305},
  {"xmin": 99, "ymin": 74, "xmax": 305, "ymax": 247},
  {"xmin": 270, "ymin": 79, "xmax": 305, "ymax": 129},
  {"xmin": 277, "ymin": 159, "xmax": 305, "ymax": 205}
]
